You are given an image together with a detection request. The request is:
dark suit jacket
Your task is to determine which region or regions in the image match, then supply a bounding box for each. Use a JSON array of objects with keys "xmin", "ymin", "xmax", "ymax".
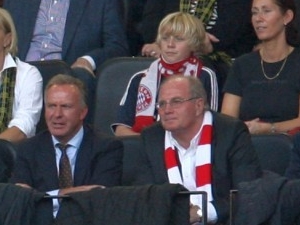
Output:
[
  {"xmin": 136, "ymin": 111, "xmax": 262, "ymax": 224},
  {"xmin": 10, "ymin": 125, "xmax": 123, "ymax": 192},
  {"xmin": 4, "ymin": 0, "xmax": 129, "ymax": 69}
]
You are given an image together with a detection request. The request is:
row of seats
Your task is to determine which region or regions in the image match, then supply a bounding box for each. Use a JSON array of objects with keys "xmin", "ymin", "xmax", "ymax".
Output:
[{"xmin": 0, "ymin": 132, "xmax": 292, "ymax": 185}]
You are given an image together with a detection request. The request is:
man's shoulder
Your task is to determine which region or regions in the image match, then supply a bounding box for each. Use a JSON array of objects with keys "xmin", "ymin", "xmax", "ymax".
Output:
[
  {"xmin": 142, "ymin": 122, "xmax": 164, "ymax": 135},
  {"xmin": 213, "ymin": 111, "xmax": 240, "ymax": 121},
  {"xmin": 141, "ymin": 123, "xmax": 165, "ymax": 145},
  {"xmin": 212, "ymin": 111, "xmax": 246, "ymax": 130},
  {"xmin": 82, "ymin": 125, "xmax": 123, "ymax": 151},
  {"xmin": 16, "ymin": 130, "xmax": 52, "ymax": 153}
]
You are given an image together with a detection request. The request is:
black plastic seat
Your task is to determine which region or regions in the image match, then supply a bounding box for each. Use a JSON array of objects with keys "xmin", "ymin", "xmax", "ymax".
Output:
[
  {"xmin": 0, "ymin": 139, "xmax": 16, "ymax": 182},
  {"xmin": 93, "ymin": 57, "xmax": 154, "ymax": 136},
  {"xmin": 251, "ymin": 133, "xmax": 293, "ymax": 175}
]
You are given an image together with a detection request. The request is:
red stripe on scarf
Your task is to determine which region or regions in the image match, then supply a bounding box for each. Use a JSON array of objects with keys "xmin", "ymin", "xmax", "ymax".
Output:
[
  {"xmin": 199, "ymin": 125, "xmax": 212, "ymax": 145},
  {"xmin": 164, "ymin": 147, "xmax": 178, "ymax": 169},
  {"xmin": 132, "ymin": 116, "xmax": 155, "ymax": 133},
  {"xmin": 196, "ymin": 164, "xmax": 212, "ymax": 187}
]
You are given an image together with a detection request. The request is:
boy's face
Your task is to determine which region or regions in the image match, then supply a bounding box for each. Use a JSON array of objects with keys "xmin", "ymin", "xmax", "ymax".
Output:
[{"xmin": 159, "ymin": 33, "xmax": 192, "ymax": 63}]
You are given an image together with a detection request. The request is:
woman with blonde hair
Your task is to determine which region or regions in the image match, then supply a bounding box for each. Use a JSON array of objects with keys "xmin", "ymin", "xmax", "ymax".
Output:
[{"xmin": 0, "ymin": 8, "xmax": 42, "ymax": 142}]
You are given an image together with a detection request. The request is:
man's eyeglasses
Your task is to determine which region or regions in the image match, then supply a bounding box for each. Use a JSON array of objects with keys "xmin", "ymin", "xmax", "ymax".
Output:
[{"xmin": 155, "ymin": 97, "xmax": 200, "ymax": 109}]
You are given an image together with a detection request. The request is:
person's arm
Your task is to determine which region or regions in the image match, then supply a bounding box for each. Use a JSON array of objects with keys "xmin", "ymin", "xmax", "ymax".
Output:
[
  {"xmin": 111, "ymin": 74, "xmax": 143, "ymax": 136},
  {"xmin": 0, "ymin": 126, "xmax": 26, "ymax": 142},
  {"xmin": 242, "ymin": 96, "xmax": 300, "ymax": 134},
  {"xmin": 221, "ymin": 93, "xmax": 241, "ymax": 118},
  {"xmin": 115, "ymin": 125, "xmax": 140, "ymax": 136},
  {"xmin": 58, "ymin": 185, "xmax": 104, "ymax": 195},
  {"xmin": 200, "ymin": 66, "xmax": 219, "ymax": 111},
  {"xmin": 141, "ymin": 43, "xmax": 161, "ymax": 58},
  {"xmin": 71, "ymin": 57, "xmax": 95, "ymax": 76},
  {"xmin": 7, "ymin": 60, "xmax": 43, "ymax": 141},
  {"xmin": 77, "ymin": 0, "xmax": 128, "ymax": 69}
]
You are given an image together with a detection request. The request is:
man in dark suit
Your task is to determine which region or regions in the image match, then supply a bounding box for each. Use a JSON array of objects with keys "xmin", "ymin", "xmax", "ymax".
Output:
[
  {"xmin": 135, "ymin": 76, "xmax": 262, "ymax": 224},
  {"xmin": 3, "ymin": 0, "xmax": 129, "ymax": 123},
  {"xmin": 3, "ymin": 0, "xmax": 128, "ymax": 73},
  {"xmin": 11, "ymin": 74, "xmax": 123, "ymax": 216}
]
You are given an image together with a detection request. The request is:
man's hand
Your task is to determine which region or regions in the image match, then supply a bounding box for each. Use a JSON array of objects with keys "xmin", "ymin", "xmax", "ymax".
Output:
[
  {"xmin": 71, "ymin": 58, "xmax": 95, "ymax": 76},
  {"xmin": 200, "ymin": 32, "xmax": 219, "ymax": 55},
  {"xmin": 190, "ymin": 204, "xmax": 202, "ymax": 224},
  {"xmin": 15, "ymin": 183, "xmax": 32, "ymax": 189},
  {"xmin": 58, "ymin": 185, "xmax": 105, "ymax": 196},
  {"xmin": 245, "ymin": 118, "xmax": 261, "ymax": 134},
  {"xmin": 141, "ymin": 43, "xmax": 161, "ymax": 58}
]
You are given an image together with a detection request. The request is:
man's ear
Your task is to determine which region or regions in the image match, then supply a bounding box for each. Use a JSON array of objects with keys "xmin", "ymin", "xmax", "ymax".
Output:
[{"xmin": 195, "ymin": 98, "xmax": 205, "ymax": 116}]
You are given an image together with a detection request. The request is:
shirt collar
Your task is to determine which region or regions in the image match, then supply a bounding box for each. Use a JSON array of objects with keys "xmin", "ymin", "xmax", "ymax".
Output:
[
  {"xmin": 167, "ymin": 127, "xmax": 201, "ymax": 151},
  {"xmin": 52, "ymin": 126, "xmax": 84, "ymax": 149},
  {"xmin": 1, "ymin": 53, "xmax": 17, "ymax": 72}
]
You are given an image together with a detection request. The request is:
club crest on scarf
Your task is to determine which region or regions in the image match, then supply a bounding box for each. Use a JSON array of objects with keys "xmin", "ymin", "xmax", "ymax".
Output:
[{"xmin": 136, "ymin": 84, "xmax": 153, "ymax": 113}]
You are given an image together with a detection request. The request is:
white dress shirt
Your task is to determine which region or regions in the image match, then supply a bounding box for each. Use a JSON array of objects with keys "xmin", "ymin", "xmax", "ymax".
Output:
[
  {"xmin": 2, "ymin": 54, "xmax": 43, "ymax": 137},
  {"xmin": 167, "ymin": 130, "xmax": 218, "ymax": 224},
  {"xmin": 48, "ymin": 126, "xmax": 84, "ymax": 217}
]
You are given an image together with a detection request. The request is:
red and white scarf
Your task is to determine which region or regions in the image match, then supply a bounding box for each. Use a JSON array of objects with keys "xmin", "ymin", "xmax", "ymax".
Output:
[
  {"xmin": 131, "ymin": 56, "xmax": 202, "ymax": 132},
  {"xmin": 164, "ymin": 111, "xmax": 213, "ymax": 202}
]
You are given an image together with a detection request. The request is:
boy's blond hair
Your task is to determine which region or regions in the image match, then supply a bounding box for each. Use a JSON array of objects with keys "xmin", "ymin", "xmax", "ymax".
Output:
[{"xmin": 156, "ymin": 12, "xmax": 206, "ymax": 52}]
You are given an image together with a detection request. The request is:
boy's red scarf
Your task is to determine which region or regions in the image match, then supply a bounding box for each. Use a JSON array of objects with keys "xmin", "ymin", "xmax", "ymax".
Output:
[{"xmin": 132, "ymin": 56, "xmax": 201, "ymax": 132}]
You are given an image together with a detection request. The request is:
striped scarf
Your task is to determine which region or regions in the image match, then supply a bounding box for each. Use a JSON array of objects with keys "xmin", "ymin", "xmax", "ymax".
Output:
[
  {"xmin": 0, "ymin": 67, "xmax": 16, "ymax": 132},
  {"xmin": 180, "ymin": 0, "xmax": 216, "ymax": 26},
  {"xmin": 164, "ymin": 111, "xmax": 213, "ymax": 202},
  {"xmin": 131, "ymin": 56, "xmax": 202, "ymax": 133}
]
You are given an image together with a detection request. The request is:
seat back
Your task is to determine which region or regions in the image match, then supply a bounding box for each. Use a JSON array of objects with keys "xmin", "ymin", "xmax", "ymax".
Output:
[
  {"xmin": 0, "ymin": 139, "xmax": 16, "ymax": 182},
  {"xmin": 29, "ymin": 60, "xmax": 73, "ymax": 133},
  {"xmin": 93, "ymin": 57, "xmax": 154, "ymax": 136},
  {"xmin": 251, "ymin": 133, "xmax": 293, "ymax": 175}
]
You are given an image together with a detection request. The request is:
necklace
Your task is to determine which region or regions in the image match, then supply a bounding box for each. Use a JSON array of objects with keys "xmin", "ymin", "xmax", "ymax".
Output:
[{"xmin": 260, "ymin": 56, "xmax": 288, "ymax": 80}]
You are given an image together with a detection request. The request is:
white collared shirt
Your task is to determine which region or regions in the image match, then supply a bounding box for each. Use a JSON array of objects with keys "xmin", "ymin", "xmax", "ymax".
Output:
[
  {"xmin": 48, "ymin": 126, "xmax": 84, "ymax": 217},
  {"xmin": 2, "ymin": 54, "xmax": 43, "ymax": 137},
  {"xmin": 167, "ymin": 130, "xmax": 218, "ymax": 224}
]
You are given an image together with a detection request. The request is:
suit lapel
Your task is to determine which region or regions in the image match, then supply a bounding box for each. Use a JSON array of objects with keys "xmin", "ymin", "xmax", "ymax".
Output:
[
  {"xmin": 62, "ymin": 0, "xmax": 90, "ymax": 57},
  {"xmin": 145, "ymin": 124, "xmax": 169, "ymax": 183},
  {"xmin": 17, "ymin": 0, "xmax": 42, "ymax": 59},
  {"xmin": 38, "ymin": 134, "xmax": 59, "ymax": 189},
  {"xmin": 73, "ymin": 127, "xmax": 93, "ymax": 185}
]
